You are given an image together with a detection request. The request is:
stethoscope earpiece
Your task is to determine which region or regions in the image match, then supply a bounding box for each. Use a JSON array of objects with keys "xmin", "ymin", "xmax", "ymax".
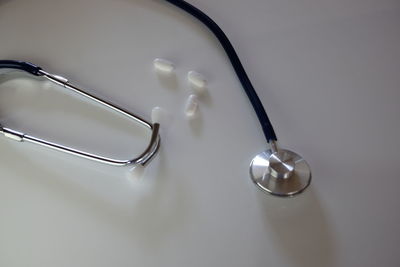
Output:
[{"xmin": 250, "ymin": 141, "xmax": 311, "ymax": 197}]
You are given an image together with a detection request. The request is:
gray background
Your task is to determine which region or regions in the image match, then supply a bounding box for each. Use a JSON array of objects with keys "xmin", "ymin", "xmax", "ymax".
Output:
[{"xmin": 0, "ymin": 0, "xmax": 399, "ymax": 266}]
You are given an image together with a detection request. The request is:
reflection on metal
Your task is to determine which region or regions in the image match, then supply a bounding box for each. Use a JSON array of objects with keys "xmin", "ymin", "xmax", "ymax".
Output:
[
  {"xmin": 0, "ymin": 68, "xmax": 160, "ymax": 167},
  {"xmin": 250, "ymin": 141, "xmax": 311, "ymax": 197}
]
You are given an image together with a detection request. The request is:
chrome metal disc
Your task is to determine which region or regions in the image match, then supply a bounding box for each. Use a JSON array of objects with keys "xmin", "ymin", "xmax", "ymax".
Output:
[{"xmin": 249, "ymin": 149, "xmax": 311, "ymax": 197}]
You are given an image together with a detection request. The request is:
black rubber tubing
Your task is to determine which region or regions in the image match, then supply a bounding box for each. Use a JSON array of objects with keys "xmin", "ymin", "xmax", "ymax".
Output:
[
  {"xmin": 164, "ymin": 0, "xmax": 277, "ymax": 142},
  {"xmin": 0, "ymin": 1, "xmax": 277, "ymax": 142},
  {"xmin": 0, "ymin": 60, "xmax": 42, "ymax": 76}
]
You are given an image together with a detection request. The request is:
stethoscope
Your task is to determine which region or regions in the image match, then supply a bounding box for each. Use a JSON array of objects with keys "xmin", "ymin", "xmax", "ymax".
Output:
[{"xmin": 0, "ymin": 0, "xmax": 311, "ymax": 197}]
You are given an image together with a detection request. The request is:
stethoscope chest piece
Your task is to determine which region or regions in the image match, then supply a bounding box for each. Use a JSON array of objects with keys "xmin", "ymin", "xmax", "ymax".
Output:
[{"xmin": 249, "ymin": 142, "xmax": 311, "ymax": 197}]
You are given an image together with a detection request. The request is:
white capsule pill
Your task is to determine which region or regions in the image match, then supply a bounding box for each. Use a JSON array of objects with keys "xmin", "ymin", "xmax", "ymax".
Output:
[
  {"xmin": 153, "ymin": 58, "xmax": 175, "ymax": 73},
  {"xmin": 151, "ymin": 106, "xmax": 163, "ymax": 124},
  {"xmin": 188, "ymin": 71, "xmax": 207, "ymax": 92},
  {"xmin": 185, "ymin": 94, "xmax": 199, "ymax": 118}
]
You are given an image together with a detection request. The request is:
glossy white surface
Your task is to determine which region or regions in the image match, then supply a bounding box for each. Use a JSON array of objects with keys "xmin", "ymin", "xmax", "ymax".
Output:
[{"xmin": 0, "ymin": 0, "xmax": 399, "ymax": 266}]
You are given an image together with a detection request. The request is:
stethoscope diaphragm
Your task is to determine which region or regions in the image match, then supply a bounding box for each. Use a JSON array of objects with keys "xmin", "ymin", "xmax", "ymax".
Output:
[{"xmin": 250, "ymin": 143, "xmax": 311, "ymax": 197}]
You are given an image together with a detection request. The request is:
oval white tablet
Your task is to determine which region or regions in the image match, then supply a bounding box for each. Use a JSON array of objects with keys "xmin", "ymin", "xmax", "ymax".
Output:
[
  {"xmin": 188, "ymin": 71, "xmax": 207, "ymax": 93},
  {"xmin": 153, "ymin": 58, "xmax": 175, "ymax": 73},
  {"xmin": 185, "ymin": 94, "xmax": 199, "ymax": 118}
]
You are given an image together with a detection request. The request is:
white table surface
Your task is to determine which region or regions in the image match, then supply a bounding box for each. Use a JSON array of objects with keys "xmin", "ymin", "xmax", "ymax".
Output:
[{"xmin": 0, "ymin": 0, "xmax": 399, "ymax": 266}]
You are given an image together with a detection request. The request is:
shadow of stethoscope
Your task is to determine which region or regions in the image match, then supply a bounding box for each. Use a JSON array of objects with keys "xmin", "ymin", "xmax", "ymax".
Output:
[{"xmin": 256, "ymin": 187, "xmax": 336, "ymax": 267}]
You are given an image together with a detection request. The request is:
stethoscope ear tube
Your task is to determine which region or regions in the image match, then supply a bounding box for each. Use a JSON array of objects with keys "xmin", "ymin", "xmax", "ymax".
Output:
[{"xmin": 0, "ymin": 61, "xmax": 161, "ymax": 166}]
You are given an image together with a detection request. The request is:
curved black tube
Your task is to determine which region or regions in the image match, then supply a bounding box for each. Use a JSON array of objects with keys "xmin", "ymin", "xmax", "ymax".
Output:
[
  {"xmin": 1, "ymin": 2, "xmax": 277, "ymax": 142},
  {"xmin": 0, "ymin": 60, "xmax": 42, "ymax": 76},
  {"xmin": 164, "ymin": 0, "xmax": 277, "ymax": 142}
]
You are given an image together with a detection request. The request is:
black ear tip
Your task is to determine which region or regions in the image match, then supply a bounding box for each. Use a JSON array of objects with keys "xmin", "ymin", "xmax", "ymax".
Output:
[
  {"xmin": 0, "ymin": 60, "xmax": 42, "ymax": 76},
  {"xmin": 22, "ymin": 61, "xmax": 43, "ymax": 75}
]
